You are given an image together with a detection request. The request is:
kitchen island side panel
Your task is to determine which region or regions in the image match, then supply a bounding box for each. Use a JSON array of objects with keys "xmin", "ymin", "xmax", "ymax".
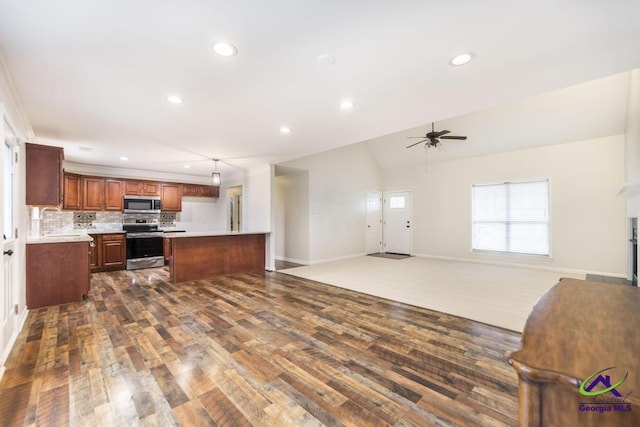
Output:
[{"xmin": 170, "ymin": 234, "xmax": 266, "ymax": 283}]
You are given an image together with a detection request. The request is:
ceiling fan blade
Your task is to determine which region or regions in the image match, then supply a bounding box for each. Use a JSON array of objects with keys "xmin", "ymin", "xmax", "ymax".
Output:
[
  {"xmin": 440, "ymin": 135, "xmax": 467, "ymax": 140},
  {"xmin": 406, "ymin": 139, "xmax": 428, "ymax": 148},
  {"xmin": 432, "ymin": 130, "xmax": 450, "ymax": 137},
  {"xmin": 406, "ymin": 136, "xmax": 428, "ymax": 138}
]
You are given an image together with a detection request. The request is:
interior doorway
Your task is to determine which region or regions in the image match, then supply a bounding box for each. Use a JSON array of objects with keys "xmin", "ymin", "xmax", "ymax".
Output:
[
  {"xmin": 227, "ymin": 185, "xmax": 242, "ymax": 232},
  {"xmin": 366, "ymin": 191, "xmax": 382, "ymax": 254},
  {"xmin": 383, "ymin": 190, "xmax": 412, "ymax": 255}
]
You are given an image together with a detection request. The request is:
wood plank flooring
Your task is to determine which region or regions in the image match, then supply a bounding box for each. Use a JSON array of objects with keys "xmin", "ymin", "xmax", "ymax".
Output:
[{"xmin": 0, "ymin": 268, "xmax": 522, "ymax": 426}]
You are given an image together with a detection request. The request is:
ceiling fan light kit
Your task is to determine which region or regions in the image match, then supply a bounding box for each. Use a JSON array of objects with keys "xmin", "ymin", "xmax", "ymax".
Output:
[{"xmin": 406, "ymin": 122, "xmax": 468, "ymax": 149}]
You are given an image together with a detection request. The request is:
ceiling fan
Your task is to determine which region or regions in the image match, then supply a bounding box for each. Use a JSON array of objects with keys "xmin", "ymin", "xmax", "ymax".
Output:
[{"xmin": 406, "ymin": 122, "xmax": 467, "ymax": 149}]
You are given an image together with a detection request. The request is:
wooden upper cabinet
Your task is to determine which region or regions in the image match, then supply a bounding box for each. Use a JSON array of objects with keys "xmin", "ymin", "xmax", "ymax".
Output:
[
  {"xmin": 125, "ymin": 180, "xmax": 160, "ymax": 196},
  {"xmin": 182, "ymin": 183, "xmax": 219, "ymax": 198},
  {"xmin": 104, "ymin": 179, "xmax": 124, "ymax": 211},
  {"xmin": 26, "ymin": 143, "xmax": 64, "ymax": 206},
  {"xmin": 63, "ymin": 172, "xmax": 82, "ymax": 210},
  {"xmin": 81, "ymin": 177, "xmax": 105, "ymax": 210},
  {"xmin": 161, "ymin": 183, "xmax": 182, "ymax": 211}
]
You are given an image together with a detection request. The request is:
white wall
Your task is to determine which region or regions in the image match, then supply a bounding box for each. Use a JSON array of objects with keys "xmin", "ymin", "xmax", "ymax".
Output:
[
  {"xmin": 282, "ymin": 142, "xmax": 383, "ymax": 264},
  {"xmin": 175, "ymin": 198, "xmax": 220, "ymax": 232},
  {"xmin": 385, "ymin": 136, "xmax": 627, "ymax": 276},
  {"xmin": 274, "ymin": 171, "xmax": 310, "ymax": 264},
  {"xmin": 625, "ymin": 69, "xmax": 640, "ymax": 217}
]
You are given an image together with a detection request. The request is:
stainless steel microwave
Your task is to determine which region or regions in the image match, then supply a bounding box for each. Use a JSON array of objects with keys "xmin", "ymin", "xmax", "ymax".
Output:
[{"xmin": 123, "ymin": 195, "xmax": 161, "ymax": 213}]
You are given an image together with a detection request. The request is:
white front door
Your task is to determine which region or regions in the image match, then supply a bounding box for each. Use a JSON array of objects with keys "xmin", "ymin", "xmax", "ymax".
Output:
[
  {"xmin": 365, "ymin": 191, "xmax": 382, "ymax": 254},
  {"xmin": 383, "ymin": 191, "xmax": 412, "ymax": 255}
]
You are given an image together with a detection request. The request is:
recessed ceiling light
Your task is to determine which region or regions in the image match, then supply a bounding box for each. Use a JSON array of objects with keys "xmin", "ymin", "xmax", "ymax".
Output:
[
  {"xmin": 212, "ymin": 41, "xmax": 237, "ymax": 57},
  {"xmin": 184, "ymin": 165, "xmax": 191, "ymax": 169},
  {"xmin": 280, "ymin": 126, "xmax": 291, "ymax": 134},
  {"xmin": 340, "ymin": 99, "xmax": 354, "ymax": 109},
  {"xmin": 449, "ymin": 52, "xmax": 475, "ymax": 66},
  {"xmin": 317, "ymin": 54, "xmax": 335, "ymax": 66},
  {"xmin": 167, "ymin": 95, "xmax": 183, "ymax": 104},
  {"xmin": 79, "ymin": 146, "xmax": 92, "ymax": 152},
  {"xmin": 120, "ymin": 156, "xmax": 128, "ymax": 161}
]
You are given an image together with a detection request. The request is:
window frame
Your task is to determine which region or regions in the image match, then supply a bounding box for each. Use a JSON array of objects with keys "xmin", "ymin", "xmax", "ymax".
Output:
[{"xmin": 470, "ymin": 179, "xmax": 551, "ymax": 257}]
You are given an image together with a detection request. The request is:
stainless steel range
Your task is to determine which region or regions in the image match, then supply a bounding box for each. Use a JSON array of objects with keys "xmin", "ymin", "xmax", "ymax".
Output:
[{"xmin": 123, "ymin": 223, "xmax": 164, "ymax": 270}]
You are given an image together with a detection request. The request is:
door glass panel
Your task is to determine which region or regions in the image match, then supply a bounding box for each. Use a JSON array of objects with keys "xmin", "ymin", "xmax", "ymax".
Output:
[
  {"xmin": 3, "ymin": 142, "xmax": 13, "ymax": 240},
  {"xmin": 389, "ymin": 196, "xmax": 405, "ymax": 209}
]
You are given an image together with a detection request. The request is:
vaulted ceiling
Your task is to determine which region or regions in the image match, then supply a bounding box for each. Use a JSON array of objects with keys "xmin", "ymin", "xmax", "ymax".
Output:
[{"xmin": 1, "ymin": 1, "xmax": 639, "ymax": 179}]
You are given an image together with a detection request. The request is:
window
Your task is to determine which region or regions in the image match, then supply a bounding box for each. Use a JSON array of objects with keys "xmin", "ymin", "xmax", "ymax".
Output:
[
  {"xmin": 3, "ymin": 141, "xmax": 13, "ymax": 240},
  {"xmin": 472, "ymin": 180, "xmax": 549, "ymax": 255}
]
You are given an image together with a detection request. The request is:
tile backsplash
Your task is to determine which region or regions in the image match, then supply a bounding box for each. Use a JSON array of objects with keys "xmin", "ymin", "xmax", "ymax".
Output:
[{"xmin": 31, "ymin": 210, "xmax": 176, "ymax": 236}]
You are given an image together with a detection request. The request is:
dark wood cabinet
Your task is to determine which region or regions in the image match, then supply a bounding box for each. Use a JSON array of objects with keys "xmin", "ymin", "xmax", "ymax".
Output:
[
  {"xmin": 104, "ymin": 179, "xmax": 124, "ymax": 211},
  {"xmin": 26, "ymin": 143, "xmax": 64, "ymax": 206},
  {"xmin": 88, "ymin": 233, "xmax": 126, "ymax": 272},
  {"xmin": 509, "ymin": 279, "xmax": 640, "ymax": 427},
  {"xmin": 63, "ymin": 173, "xmax": 217, "ymax": 212},
  {"xmin": 164, "ymin": 237, "xmax": 171, "ymax": 265},
  {"xmin": 181, "ymin": 183, "xmax": 219, "ymax": 198},
  {"xmin": 63, "ymin": 172, "xmax": 82, "ymax": 210},
  {"xmin": 125, "ymin": 180, "xmax": 161, "ymax": 196},
  {"xmin": 89, "ymin": 237, "xmax": 100, "ymax": 270},
  {"xmin": 81, "ymin": 177, "xmax": 105, "ymax": 210},
  {"xmin": 161, "ymin": 183, "xmax": 182, "ymax": 211},
  {"xmin": 26, "ymin": 241, "xmax": 90, "ymax": 309}
]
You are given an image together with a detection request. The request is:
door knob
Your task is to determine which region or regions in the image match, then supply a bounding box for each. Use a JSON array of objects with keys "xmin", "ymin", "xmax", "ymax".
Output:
[{"xmin": 3, "ymin": 249, "xmax": 13, "ymax": 256}]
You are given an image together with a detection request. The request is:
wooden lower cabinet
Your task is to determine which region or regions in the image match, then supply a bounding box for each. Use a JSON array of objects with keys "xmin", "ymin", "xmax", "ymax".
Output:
[
  {"xmin": 89, "ymin": 233, "xmax": 126, "ymax": 272},
  {"xmin": 164, "ymin": 237, "xmax": 171, "ymax": 265},
  {"xmin": 26, "ymin": 241, "xmax": 90, "ymax": 309}
]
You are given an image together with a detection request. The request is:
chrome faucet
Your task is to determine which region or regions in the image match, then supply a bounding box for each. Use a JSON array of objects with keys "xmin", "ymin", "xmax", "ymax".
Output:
[{"xmin": 38, "ymin": 206, "xmax": 62, "ymax": 237}]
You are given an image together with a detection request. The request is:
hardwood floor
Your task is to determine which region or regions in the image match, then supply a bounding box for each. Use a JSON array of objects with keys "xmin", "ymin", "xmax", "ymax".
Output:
[{"xmin": 0, "ymin": 268, "xmax": 521, "ymax": 426}]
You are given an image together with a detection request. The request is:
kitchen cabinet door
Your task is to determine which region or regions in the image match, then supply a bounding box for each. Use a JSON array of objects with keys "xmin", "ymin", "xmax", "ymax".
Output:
[
  {"xmin": 26, "ymin": 143, "xmax": 64, "ymax": 206},
  {"xmin": 104, "ymin": 179, "xmax": 124, "ymax": 211},
  {"xmin": 101, "ymin": 234, "xmax": 126, "ymax": 270},
  {"xmin": 81, "ymin": 177, "xmax": 105, "ymax": 210},
  {"xmin": 142, "ymin": 181, "xmax": 161, "ymax": 196},
  {"xmin": 89, "ymin": 234, "xmax": 102, "ymax": 272},
  {"xmin": 63, "ymin": 173, "xmax": 82, "ymax": 210},
  {"xmin": 161, "ymin": 183, "xmax": 182, "ymax": 211},
  {"xmin": 182, "ymin": 184, "xmax": 219, "ymax": 198}
]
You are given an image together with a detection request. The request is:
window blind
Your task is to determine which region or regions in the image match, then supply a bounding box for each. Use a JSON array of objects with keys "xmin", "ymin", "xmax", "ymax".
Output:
[{"xmin": 472, "ymin": 180, "xmax": 549, "ymax": 255}]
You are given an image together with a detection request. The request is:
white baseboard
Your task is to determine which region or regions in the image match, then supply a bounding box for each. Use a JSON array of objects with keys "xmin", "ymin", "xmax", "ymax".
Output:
[
  {"xmin": 413, "ymin": 253, "xmax": 626, "ymax": 278},
  {"xmin": 308, "ymin": 252, "xmax": 366, "ymax": 266},
  {"xmin": 275, "ymin": 256, "xmax": 309, "ymax": 266}
]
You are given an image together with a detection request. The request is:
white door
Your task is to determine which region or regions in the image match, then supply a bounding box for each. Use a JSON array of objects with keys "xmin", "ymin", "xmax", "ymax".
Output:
[
  {"xmin": 365, "ymin": 191, "xmax": 382, "ymax": 254},
  {"xmin": 2, "ymin": 125, "xmax": 17, "ymax": 359},
  {"xmin": 383, "ymin": 191, "xmax": 412, "ymax": 255}
]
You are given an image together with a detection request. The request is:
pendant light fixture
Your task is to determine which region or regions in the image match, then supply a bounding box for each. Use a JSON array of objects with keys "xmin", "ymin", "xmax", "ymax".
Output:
[{"xmin": 211, "ymin": 159, "xmax": 221, "ymax": 186}]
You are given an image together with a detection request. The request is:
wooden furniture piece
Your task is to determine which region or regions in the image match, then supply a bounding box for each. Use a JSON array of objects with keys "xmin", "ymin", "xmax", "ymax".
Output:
[
  {"xmin": 168, "ymin": 233, "xmax": 266, "ymax": 283},
  {"xmin": 161, "ymin": 183, "xmax": 182, "ymax": 212},
  {"xmin": 26, "ymin": 143, "xmax": 64, "ymax": 206},
  {"xmin": 182, "ymin": 183, "xmax": 219, "ymax": 198},
  {"xmin": 125, "ymin": 180, "xmax": 161, "ymax": 196},
  {"xmin": 61, "ymin": 172, "xmax": 216, "ymax": 212},
  {"xmin": 509, "ymin": 278, "xmax": 639, "ymax": 427},
  {"xmin": 88, "ymin": 233, "xmax": 126, "ymax": 272},
  {"xmin": 26, "ymin": 240, "xmax": 90, "ymax": 309}
]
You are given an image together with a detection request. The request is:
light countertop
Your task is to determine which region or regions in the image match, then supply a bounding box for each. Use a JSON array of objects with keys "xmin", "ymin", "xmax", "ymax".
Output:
[
  {"xmin": 27, "ymin": 234, "xmax": 94, "ymax": 244},
  {"xmin": 163, "ymin": 231, "xmax": 270, "ymax": 238}
]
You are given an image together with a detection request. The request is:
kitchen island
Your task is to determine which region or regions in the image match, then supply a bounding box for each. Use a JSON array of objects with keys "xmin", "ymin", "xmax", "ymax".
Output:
[
  {"xmin": 164, "ymin": 231, "xmax": 268, "ymax": 283},
  {"xmin": 26, "ymin": 234, "xmax": 93, "ymax": 308}
]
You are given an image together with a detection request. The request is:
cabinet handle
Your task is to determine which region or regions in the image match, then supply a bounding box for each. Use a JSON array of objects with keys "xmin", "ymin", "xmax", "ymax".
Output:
[{"xmin": 3, "ymin": 249, "xmax": 13, "ymax": 256}]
